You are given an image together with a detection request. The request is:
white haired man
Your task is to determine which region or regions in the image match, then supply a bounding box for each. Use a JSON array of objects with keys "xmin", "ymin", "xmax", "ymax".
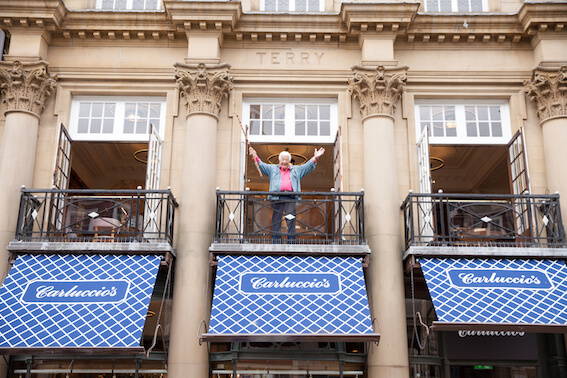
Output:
[{"xmin": 249, "ymin": 147, "xmax": 325, "ymax": 241}]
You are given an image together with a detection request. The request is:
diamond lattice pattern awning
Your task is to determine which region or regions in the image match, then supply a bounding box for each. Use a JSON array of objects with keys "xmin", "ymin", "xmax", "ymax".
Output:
[
  {"xmin": 0, "ymin": 254, "xmax": 161, "ymax": 353},
  {"xmin": 203, "ymin": 255, "xmax": 379, "ymax": 342},
  {"xmin": 419, "ymin": 257, "xmax": 567, "ymax": 333}
]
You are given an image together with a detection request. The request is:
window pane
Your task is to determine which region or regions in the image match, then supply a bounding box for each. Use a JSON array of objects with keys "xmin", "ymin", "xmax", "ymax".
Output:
[
  {"xmin": 149, "ymin": 118, "xmax": 160, "ymax": 131},
  {"xmin": 115, "ymin": 0, "xmax": 127, "ymax": 9},
  {"xmin": 137, "ymin": 103, "xmax": 148, "ymax": 118},
  {"xmin": 295, "ymin": 105, "xmax": 305, "ymax": 119},
  {"xmin": 307, "ymin": 121, "xmax": 317, "ymax": 136},
  {"xmin": 467, "ymin": 122, "xmax": 477, "ymax": 136},
  {"xmin": 432, "ymin": 106, "xmax": 443, "ymax": 121},
  {"xmin": 274, "ymin": 104, "xmax": 285, "ymax": 119},
  {"xmin": 295, "ymin": 0, "xmax": 307, "ymax": 12},
  {"xmin": 146, "ymin": 0, "xmax": 158, "ymax": 9},
  {"xmin": 319, "ymin": 105, "xmax": 330, "ymax": 120},
  {"xmin": 92, "ymin": 103, "xmax": 103, "ymax": 117},
  {"xmin": 307, "ymin": 105, "xmax": 317, "ymax": 119},
  {"xmin": 471, "ymin": 0, "xmax": 483, "ymax": 12},
  {"xmin": 262, "ymin": 121, "xmax": 272, "ymax": 135},
  {"xmin": 419, "ymin": 106, "xmax": 431, "ymax": 120},
  {"xmin": 136, "ymin": 120, "xmax": 147, "ymax": 134},
  {"xmin": 432, "ymin": 122, "xmax": 444, "ymax": 137},
  {"xmin": 446, "ymin": 124, "xmax": 457, "ymax": 137},
  {"xmin": 90, "ymin": 118, "xmax": 102, "ymax": 133},
  {"xmin": 426, "ymin": 0, "xmax": 439, "ymax": 12},
  {"xmin": 307, "ymin": 0, "xmax": 319, "ymax": 11},
  {"xmin": 445, "ymin": 106, "xmax": 455, "ymax": 120},
  {"xmin": 457, "ymin": 0, "xmax": 470, "ymax": 12},
  {"xmin": 250, "ymin": 120, "xmax": 260, "ymax": 135},
  {"xmin": 262, "ymin": 105, "xmax": 273, "ymax": 118},
  {"xmin": 274, "ymin": 121, "xmax": 285, "ymax": 135},
  {"xmin": 479, "ymin": 122, "xmax": 490, "ymax": 136},
  {"xmin": 492, "ymin": 122, "xmax": 502, "ymax": 137},
  {"xmin": 465, "ymin": 106, "xmax": 476, "ymax": 120},
  {"xmin": 125, "ymin": 103, "xmax": 136, "ymax": 123},
  {"xmin": 132, "ymin": 0, "xmax": 145, "ymax": 10},
  {"xmin": 102, "ymin": 119, "xmax": 114, "ymax": 134},
  {"xmin": 295, "ymin": 121, "xmax": 305, "ymax": 135},
  {"xmin": 79, "ymin": 103, "xmax": 91, "ymax": 117},
  {"xmin": 250, "ymin": 105, "xmax": 261, "ymax": 119},
  {"xmin": 421, "ymin": 122, "xmax": 431, "ymax": 134},
  {"xmin": 78, "ymin": 119, "xmax": 89, "ymax": 134},
  {"xmin": 264, "ymin": 0, "xmax": 276, "ymax": 11},
  {"xmin": 279, "ymin": 0, "xmax": 290, "ymax": 11},
  {"xmin": 477, "ymin": 106, "xmax": 489, "ymax": 120},
  {"xmin": 320, "ymin": 121, "xmax": 330, "ymax": 136},
  {"xmin": 124, "ymin": 119, "xmax": 134, "ymax": 134},
  {"xmin": 440, "ymin": 0, "xmax": 451, "ymax": 11},
  {"xmin": 150, "ymin": 103, "xmax": 161, "ymax": 118},
  {"xmin": 104, "ymin": 103, "xmax": 115, "ymax": 117},
  {"xmin": 489, "ymin": 106, "xmax": 501, "ymax": 121}
]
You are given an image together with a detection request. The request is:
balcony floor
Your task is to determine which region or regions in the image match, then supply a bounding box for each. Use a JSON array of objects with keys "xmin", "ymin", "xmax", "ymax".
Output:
[
  {"xmin": 209, "ymin": 242, "xmax": 370, "ymax": 256},
  {"xmin": 8, "ymin": 240, "xmax": 174, "ymax": 255},
  {"xmin": 403, "ymin": 245, "xmax": 567, "ymax": 260}
]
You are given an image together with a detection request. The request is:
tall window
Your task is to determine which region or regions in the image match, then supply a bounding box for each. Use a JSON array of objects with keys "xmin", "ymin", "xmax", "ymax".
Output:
[
  {"xmin": 96, "ymin": 0, "xmax": 162, "ymax": 11},
  {"xmin": 415, "ymin": 100, "xmax": 511, "ymax": 144},
  {"xmin": 424, "ymin": 0, "xmax": 485, "ymax": 12},
  {"xmin": 243, "ymin": 99, "xmax": 337, "ymax": 143},
  {"xmin": 261, "ymin": 0, "xmax": 324, "ymax": 12},
  {"xmin": 70, "ymin": 96, "xmax": 166, "ymax": 141}
]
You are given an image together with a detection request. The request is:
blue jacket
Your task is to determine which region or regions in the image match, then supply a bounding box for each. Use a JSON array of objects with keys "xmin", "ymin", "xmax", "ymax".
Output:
[{"xmin": 257, "ymin": 159, "xmax": 317, "ymax": 199}]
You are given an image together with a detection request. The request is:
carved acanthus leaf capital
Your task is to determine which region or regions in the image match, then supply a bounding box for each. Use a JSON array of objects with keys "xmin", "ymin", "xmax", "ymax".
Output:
[
  {"xmin": 348, "ymin": 65, "xmax": 408, "ymax": 120},
  {"xmin": 0, "ymin": 60, "xmax": 57, "ymax": 118},
  {"xmin": 524, "ymin": 66, "xmax": 567, "ymax": 124},
  {"xmin": 175, "ymin": 62, "xmax": 233, "ymax": 119}
]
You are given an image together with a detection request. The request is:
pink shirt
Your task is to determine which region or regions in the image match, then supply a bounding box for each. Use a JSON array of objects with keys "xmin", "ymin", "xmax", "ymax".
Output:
[{"xmin": 254, "ymin": 156, "xmax": 294, "ymax": 191}]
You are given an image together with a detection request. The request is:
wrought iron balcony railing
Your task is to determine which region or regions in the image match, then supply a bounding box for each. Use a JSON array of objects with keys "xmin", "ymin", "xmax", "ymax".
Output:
[
  {"xmin": 15, "ymin": 189, "xmax": 178, "ymax": 245},
  {"xmin": 401, "ymin": 192, "xmax": 565, "ymax": 250},
  {"xmin": 215, "ymin": 190, "xmax": 365, "ymax": 245}
]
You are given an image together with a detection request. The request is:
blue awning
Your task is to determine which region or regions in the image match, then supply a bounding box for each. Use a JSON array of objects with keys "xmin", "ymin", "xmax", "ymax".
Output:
[
  {"xmin": 419, "ymin": 258, "xmax": 567, "ymax": 332},
  {"xmin": 0, "ymin": 254, "xmax": 161, "ymax": 352},
  {"xmin": 203, "ymin": 255, "xmax": 379, "ymax": 342}
]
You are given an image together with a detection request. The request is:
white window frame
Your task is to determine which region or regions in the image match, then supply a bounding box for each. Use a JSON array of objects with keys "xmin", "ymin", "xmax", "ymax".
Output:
[
  {"xmin": 243, "ymin": 98, "xmax": 338, "ymax": 144},
  {"xmin": 414, "ymin": 99, "xmax": 511, "ymax": 145},
  {"xmin": 69, "ymin": 96, "xmax": 166, "ymax": 142},
  {"xmin": 423, "ymin": 0, "xmax": 487, "ymax": 13},
  {"xmin": 95, "ymin": 0, "xmax": 163, "ymax": 11},
  {"xmin": 260, "ymin": 0, "xmax": 325, "ymax": 13}
]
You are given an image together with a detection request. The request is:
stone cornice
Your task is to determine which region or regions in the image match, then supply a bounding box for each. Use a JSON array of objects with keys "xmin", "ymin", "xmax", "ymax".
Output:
[
  {"xmin": 348, "ymin": 65, "xmax": 408, "ymax": 120},
  {"xmin": 0, "ymin": 1, "xmax": 565, "ymax": 44},
  {"xmin": 524, "ymin": 65, "xmax": 567, "ymax": 124},
  {"xmin": 0, "ymin": 60, "xmax": 57, "ymax": 118},
  {"xmin": 175, "ymin": 62, "xmax": 233, "ymax": 119}
]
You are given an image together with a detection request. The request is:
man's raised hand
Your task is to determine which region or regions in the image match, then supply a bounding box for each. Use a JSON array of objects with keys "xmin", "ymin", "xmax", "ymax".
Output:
[{"xmin": 313, "ymin": 147, "xmax": 325, "ymax": 159}]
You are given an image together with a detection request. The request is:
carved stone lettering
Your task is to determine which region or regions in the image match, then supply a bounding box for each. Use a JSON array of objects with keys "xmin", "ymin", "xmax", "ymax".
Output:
[
  {"xmin": 348, "ymin": 65, "xmax": 407, "ymax": 119},
  {"xmin": 524, "ymin": 66, "xmax": 567, "ymax": 123},
  {"xmin": 175, "ymin": 62, "xmax": 233, "ymax": 119},
  {"xmin": 255, "ymin": 51, "xmax": 325, "ymax": 65},
  {"xmin": 0, "ymin": 60, "xmax": 57, "ymax": 118}
]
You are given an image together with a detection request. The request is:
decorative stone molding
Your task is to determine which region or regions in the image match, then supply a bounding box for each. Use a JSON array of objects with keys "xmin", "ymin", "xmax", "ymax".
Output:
[
  {"xmin": 524, "ymin": 66, "xmax": 567, "ymax": 124},
  {"xmin": 348, "ymin": 65, "xmax": 407, "ymax": 120},
  {"xmin": 0, "ymin": 60, "xmax": 57, "ymax": 118},
  {"xmin": 175, "ymin": 62, "xmax": 233, "ymax": 119}
]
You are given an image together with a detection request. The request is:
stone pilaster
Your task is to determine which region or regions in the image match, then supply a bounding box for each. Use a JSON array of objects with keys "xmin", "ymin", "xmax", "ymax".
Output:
[
  {"xmin": 0, "ymin": 60, "xmax": 57, "ymax": 118},
  {"xmin": 350, "ymin": 65, "xmax": 410, "ymax": 378},
  {"xmin": 174, "ymin": 62, "xmax": 233, "ymax": 119},
  {"xmin": 348, "ymin": 65, "xmax": 407, "ymax": 120}
]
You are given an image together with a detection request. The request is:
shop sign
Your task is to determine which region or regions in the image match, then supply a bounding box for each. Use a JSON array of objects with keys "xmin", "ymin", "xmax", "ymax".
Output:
[
  {"xmin": 21, "ymin": 280, "xmax": 130, "ymax": 304},
  {"xmin": 458, "ymin": 330, "xmax": 525, "ymax": 337},
  {"xmin": 239, "ymin": 272, "xmax": 341, "ymax": 294},
  {"xmin": 447, "ymin": 269, "xmax": 553, "ymax": 289}
]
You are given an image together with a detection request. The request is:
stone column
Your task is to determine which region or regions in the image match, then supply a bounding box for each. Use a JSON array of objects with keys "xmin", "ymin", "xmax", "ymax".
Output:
[
  {"xmin": 0, "ymin": 60, "xmax": 56, "ymax": 278},
  {"xmin": 349, "ymin": 66, "xmax": 409, "ymax": 378},
  {"xmin": 524, "ymin": 66, "xmax": 567, "ymax": 228},
  {"xmin": 168, "ymin": 63, "xmax": 233, "ymax": 377}
]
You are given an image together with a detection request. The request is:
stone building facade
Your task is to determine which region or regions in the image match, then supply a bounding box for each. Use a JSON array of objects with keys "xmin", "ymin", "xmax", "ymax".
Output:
[{"xmin": 0, "ymin": 0, "xmax": 565, "ymax": 377}]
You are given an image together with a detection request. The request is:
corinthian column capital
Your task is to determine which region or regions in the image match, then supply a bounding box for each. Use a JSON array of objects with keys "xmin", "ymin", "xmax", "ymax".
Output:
[
  {"xmin": 348, "ymin": 65, "xmax": 407, "ymax": 120},
  {"xmin": 524, "ymin": 65, "xmax": 567, "ymax": 124},
  {"xmin": 175, "ymin": 62, "xmax": 233, "ymax": 119},
  {"xmin": 0, "ymin": 60, "xmax": 57, "ymax": 118}
]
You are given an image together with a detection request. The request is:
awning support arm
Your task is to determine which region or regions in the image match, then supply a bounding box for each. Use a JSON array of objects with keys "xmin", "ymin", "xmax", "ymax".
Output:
[{"xmin": 146, "ymin": 258, "xmax": 173, "ymax": 357}]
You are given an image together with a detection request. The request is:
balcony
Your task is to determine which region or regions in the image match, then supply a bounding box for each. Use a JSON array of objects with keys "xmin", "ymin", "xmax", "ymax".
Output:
[
  {"xmin": 9, "ymin": 189, "xmax": 178, "ymax": 254},
  {"xmin": 210, "ymin": 190, "xmax": 369, "ymax": 255},
  {"xmin": 401, "ymin": 192, "xmax": 567, "ymax": 258}
]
